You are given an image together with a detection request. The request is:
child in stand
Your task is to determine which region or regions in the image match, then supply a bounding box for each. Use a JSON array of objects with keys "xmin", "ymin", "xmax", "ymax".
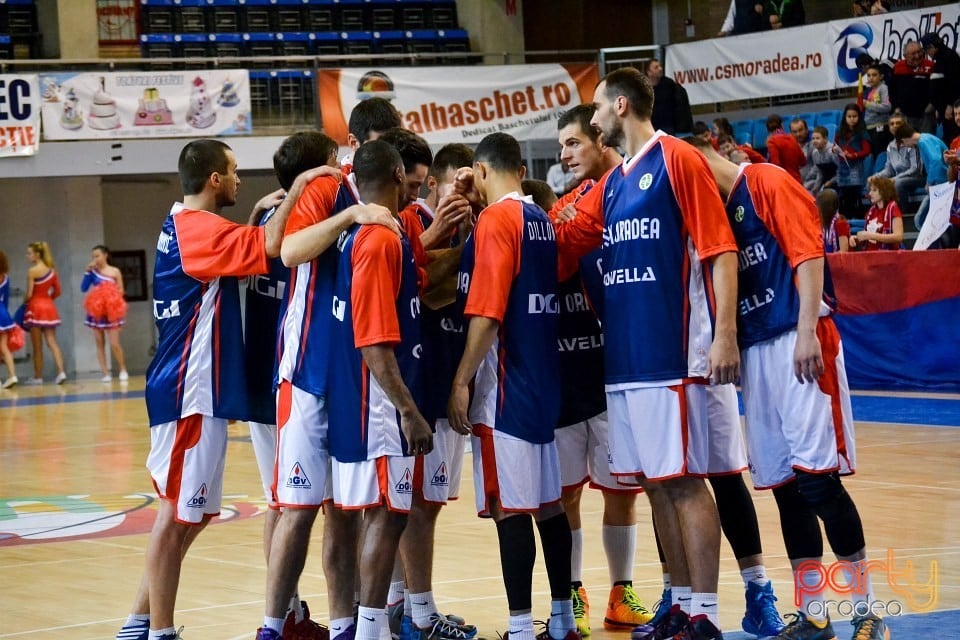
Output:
[
  {"xmin": 851, "ymin": 176, "xmax": 903, "ymax": 250},
  {"xmin": 816, "ymin": 189, "xmax": 850, "ymax": 253},
  {"xmin": 862, "ymin": 65, "xmax": 891, "ymax": 157},
  {"xmin": 833, "ymin": 103, "xmax": 872, "ymax": 217},
  {"xmin": 809, "ymin": 126, "xmax": 837, "ymax": 195}
]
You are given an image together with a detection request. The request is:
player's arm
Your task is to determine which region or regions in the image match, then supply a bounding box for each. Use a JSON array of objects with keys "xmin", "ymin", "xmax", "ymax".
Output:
[
  {"xmin": 249, "ymin": 188, "xmax": 284, "ymax": 226},
  {"xmin": 362, "ymin": 345, "xmax": 433, "ymax": 456},
  {"xmin": 706, "ymin": 251, "xmax": 740, "ymax": 385},
  {"xmin": 264, "ymin": 165, "xmax": 343, "ymax": 260},
  {"xmin": 794, "ymin": 257, "xmax": 826, "ymax": 384},
  {"xmin": 447, "ymin": 316, "xmax": 499, "ymax": 436},
  {"xmin": 281, "ymin": 202, "xmax": 397, "ymax": 267}
]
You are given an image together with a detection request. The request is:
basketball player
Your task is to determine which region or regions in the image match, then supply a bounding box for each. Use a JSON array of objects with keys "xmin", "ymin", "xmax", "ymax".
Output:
[{"xmin": 341, "ymin": 97, "xmax": 403, "ymax": 173}]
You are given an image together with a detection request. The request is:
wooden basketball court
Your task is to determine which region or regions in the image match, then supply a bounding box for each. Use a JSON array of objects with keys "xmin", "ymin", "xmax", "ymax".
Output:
[{"xmin": 1, "ymin": 379, "xmax": 957, "ymax": 639}]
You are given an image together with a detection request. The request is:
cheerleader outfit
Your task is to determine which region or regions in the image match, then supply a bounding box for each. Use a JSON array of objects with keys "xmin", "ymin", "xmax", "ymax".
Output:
[
  {"xmin": 0, "ymin": 275, "xmax": 15, "ymax": 332},
  {"xmin": 23, "ymin": 269, "xmax": 61, "ymax": 329},
  {"xmin": 81, "ymin": 270, "xmax": 128, "ymax": 329}
]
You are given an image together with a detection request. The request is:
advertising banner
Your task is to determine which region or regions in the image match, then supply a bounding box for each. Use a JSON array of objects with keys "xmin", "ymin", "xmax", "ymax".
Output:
[
  {"xmin": 666, "ymin": 3, "xmax": 960, "ymax": 105},
  {"xmin": 40, "ymin": 70, "xmax": 252, "ymax": 140},
  {"xmin": 319, "ymin": 64, "xmax": 598, "ymax": 145},
  {"xmin": 0, "ymin": 74, "xmax": 40, "ymax": 157}
]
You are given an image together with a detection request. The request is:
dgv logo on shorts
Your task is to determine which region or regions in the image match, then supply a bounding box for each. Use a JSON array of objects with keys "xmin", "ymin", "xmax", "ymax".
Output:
[
  {"xmin": 285, "ymin": 462, "xmax": 312, "ymax": 489},
  {"xmin": 431, "ymin": 463, "xmax": 448, "ymax": 487},
  {"xmin": 395, "ymin": 468, "xmax": 413, "ymax": 494},
  {"xmin": 186, "ymin": 483, "xmax": 208, "ymax": 508}
]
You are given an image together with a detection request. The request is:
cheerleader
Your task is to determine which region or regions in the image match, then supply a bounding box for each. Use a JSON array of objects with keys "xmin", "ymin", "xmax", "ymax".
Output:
[
  {"xmin": 24, "ymin": 241, "xmax": 67, "ymax": 384},
  {"xmin": 0, "ymin": 250, "xmax": 22, "ymax": 388},
  {"xmin": 82, "ymin": 245, "xmax": 128, "ymax": 382}
]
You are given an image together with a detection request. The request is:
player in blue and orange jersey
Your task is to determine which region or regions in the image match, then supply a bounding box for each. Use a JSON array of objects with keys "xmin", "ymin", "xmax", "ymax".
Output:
[
  {"xmin": 340, "ymin": 97, "xmax": 403, "ymax": 174},
  {"xmin": 447, "ymin": 132, "xmax": 578, "ymax": 640},
  {"xmin": 114, "ymin": 139, "xmax": 330, "ymax": 640},
  {"xmin": 327, "ymin": 140, "xmax": 434, "ymax": 640},
  {"xmin": 258, "ymin": 145, "xmax": 401, "ymax": 640},
  {"xmin": 244, "ymin": 131, "xmax": 339, "ymax": 640},
  {"xmin": 553, "ymin": 68, "xmax": 740, "ymax": 640},
  {"xmin": 407, "ymin": 143, "xmax": 476, "ymax": 251},
  {"xmin": 691, "ymin": 137, "xmax": 889, "ymax": 640}
]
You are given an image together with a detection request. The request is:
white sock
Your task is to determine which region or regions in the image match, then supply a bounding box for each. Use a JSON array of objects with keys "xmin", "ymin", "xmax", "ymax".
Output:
[
  {"xmin": 841, "ymin": 557, "xmax": 875, "ymax": 618},
  {"xmin": 662, "ymin": 572, "xmax": 672, "ymax": 591},
  {"xmin": 570, "ymin": 528, "xmax": 584, "ymax": 583},
  {"xmin": 331, "ymin": 617, "xmax": 354, "ymax": 639},
  {"xmin": 388, "ymin": 581, "xmax": 406, "ymax": 607},
  {"xmin": 149, "ymin": 628, "xmax": 176, "ymax": 640},
  {"xmin": 549, "ymin": 598, "xmax": 574, "ymax": 639},
  {"xmin": 403, "ymin": 588, "xmax": 412, "ymax": 617},
  {"xmin": 357, "ymin": 606, "xmax": 382, "ymax": 640},
  {"xmin": 262, "ymin": 616, "xmax": 286, "ymax": 634},
  {"xmin": 690, "ymin": 593, "xmax": 719, "ymax": 627},
  {"xmin": 602, "ymin": 524, "xmax": 637, "ymax": 584},
  {"xmin": 673, "ymin": 586, "xmax": 692, "ymax": 612},
  {"xmin": 410, "ymin": 592, "xmax": 438, "ymax": 629},
  {"xmin": 741, "ymin": 565, "xmax": 769, "ymax": 587},
  {"xmin": 379, "ymin": 609, "xmax": 392, "ymax": 640},
  {"xmin": 125, "ymin": 614, "xmax": 150, "ymax": 626},
  {"xmin": 797, "ymin": 567, "xmax": 828, "ymax": 623},
  {"xmin": 508, "ymin": 612, "xmax": 535, "ymax": 640},
  {"xmin": 289, "ymin": 592, "xmax": 305, "ymax": 623}
]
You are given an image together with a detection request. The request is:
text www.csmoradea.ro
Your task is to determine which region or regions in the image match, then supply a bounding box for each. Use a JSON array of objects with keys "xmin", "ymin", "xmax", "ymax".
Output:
[{"xmin": 673, "ymin": 52, "xmax": 823, "ymax": 85}]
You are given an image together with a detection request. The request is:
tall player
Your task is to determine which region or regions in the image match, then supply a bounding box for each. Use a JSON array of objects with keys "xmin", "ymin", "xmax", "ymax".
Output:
[
  {"xmin": 245, "ymin": 132, "xmax": 338, "ymax": 640},
  {"xmin": 447, "ymin": 132, "xmax": 577, "ymax": 640},
  {"xmin": 341, "ymin": 97, "xmax": 404, "ymax": 173},
  {"xmin": 549, "ymin": 105, "xmax": 653, "ymax": 636},
  {"xmin": 327, "ymin": 139, "xmax": 434, "ymax": 640},
  {"xmin": 115, "ymin": 139, "xmax": 311, "ymax": 640},
  {"xmin": 553, "ymin": 68, "xmax": 739, "ymax": 640},
  {"xmin": 689, "ymin": 137, "xmax": 889, "ymax": 640}
]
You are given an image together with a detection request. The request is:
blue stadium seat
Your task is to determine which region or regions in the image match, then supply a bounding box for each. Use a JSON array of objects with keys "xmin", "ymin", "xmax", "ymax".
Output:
[
  {"xmin": 848, "ymin": 218, "xmax": 865, "ymax": 233},
  {"xmin": 437, "ymin": 28, "xmax": 469, "ymax": 63},
  {"xmin": 207, "ymin": 33, "xmax": 243, "ymax": 67},
  {"xmin": 862, "ymin": 155, "xmax": 875, "ymax": 181},
  {"xmin": 873, "ymin": 151, "xmax": 887, "ymax": 174},
  {"xmin": 341, "ymin": 31, "xmax": 374, "ymax": 63},
  {"xmin": 751, "ymin": 119, "xmax": 768, "ymax": 152},
  {"xmin": 243, "ymin": 32, "xmax": 275, "ymax": 67},
  {"xmin": 816, "ymin": 110, "xmax": 842, "ymax": 128},
  {"xmin": 275, "ymin": 32, "xmax": 314, "ymax": 58},
  {"xmin": 732, "ymin": 120, "xmax": 753, "ymax": 147},
  {"xmin": 794, "ymin": 112, "xmax": 817, "ymax": 127},
  {"xmin": 176, "ymin": 33, "xmax": 207, "ymax": 68},
  {"xmin": 824, "ymin": 123, "xmax": 837, "ymax": 143},
  {"xmin": 314, "ymin": 31, "xmax": 340, "ymax": 59}
]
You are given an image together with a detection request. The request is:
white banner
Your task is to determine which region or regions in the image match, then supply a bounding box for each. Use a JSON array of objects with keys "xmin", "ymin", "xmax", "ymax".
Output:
[
  {"xmin": 666, "ymin": 3, "xmax": 960, "ymax": 105},
  {"xmin": 318, "ymin": 64, "xmax": 598, "ymax": 145},
  {"xmin": 40, "ymin": 70, "xmax": 252, "ymax": 140},
  {"xmin": 0, "ymin": 75, "xmax": 40, "ymax": 156},
  {"xmin": 913, "ymin": 180, "xmax": 956, "ymax": 250}
]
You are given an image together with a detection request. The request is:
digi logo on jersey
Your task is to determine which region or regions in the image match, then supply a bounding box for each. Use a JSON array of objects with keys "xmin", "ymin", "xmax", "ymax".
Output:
[
  {"xmin": 528, "ymin": 293, "xmax": 559, "ymax": 314},
  {"xmin": 153, "ymin": 298, "xmax": 181, "ymax": 320},
  {"xmin": 285, "ymin": 462, "xmax": 312, "ymax": 489},
  {"xmin": 431, "ymin": 463, "xmax": 448, "ymax": 487},
  {"xmin": 247, "ymin": 274, "xmax": 286, "ymax": 300},
  {"xmin": 185, "ymin": 483, "xmax": 207, "ymax": 509},
  {"xmin": 395, "ymin": 468, "xmax": 414, "ymax": 494}
]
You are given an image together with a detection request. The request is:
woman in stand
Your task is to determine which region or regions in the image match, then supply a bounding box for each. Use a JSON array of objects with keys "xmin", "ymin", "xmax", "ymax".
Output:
[
  {"xmin": 23, "ymin": 241, "xmax": 66, "ymax": 384},
  {"xmin": 851, "ymin": 176, "xmax": 904, "ymax": 250},
  {"xmin": 81, "ymin": 245, "xmax": 128, "ymax": 382}
]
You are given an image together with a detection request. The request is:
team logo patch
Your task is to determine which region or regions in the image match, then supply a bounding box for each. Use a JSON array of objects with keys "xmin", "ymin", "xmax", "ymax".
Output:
[
  {"xmin": 638, "ymin": 173, "xmax": 653, "ymax": 190},
  {"xmin": 431, "ymin": 463, "xmax": 448, "ymax": 487},
  {"xmin": 395, "ymin": 467, "xmax": 413, "ymax": 494},
  {"xmin": 735, "ymin": 205, "xmax": 745, "ymax": 223},
  {"xmin": 285, "ymin": 462, "xmax": 312, "ymax": 489},
  {"xmin": 185, "ymin": 483, "xmax": 208, "ymax": 509}
]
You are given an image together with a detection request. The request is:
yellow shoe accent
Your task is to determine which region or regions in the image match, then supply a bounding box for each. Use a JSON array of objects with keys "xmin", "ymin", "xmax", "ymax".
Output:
[
  {"xmin": 572, "ymin": 585, "xmax": 590, "ymax": 637},
  {"xmin": 603, "ymin": 584, "xmax": 654, "ymax": 629}
]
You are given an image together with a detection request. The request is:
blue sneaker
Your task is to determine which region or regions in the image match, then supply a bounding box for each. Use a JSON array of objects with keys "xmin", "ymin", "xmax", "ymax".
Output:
[
  {"xmin": 332, "ymin": 624, "xmax": 357, "ymax": 640},
  {"xmin": 631, "ymin": 604, "xmax": 687, "ymax": 640},
  {"xmin": 632, "ymin": 587, "xmax": 671, "ymax": 638},
  {"xmin": 115, "ymin": 619, "xmax": 150, "ymax": 640},
  {"xmin": 742, "ymin": 581, "xmax": 786, "ymax": 638},
  {"xmin": 257, "ymin": 628, "xmax": 282, "ymax": 640}
]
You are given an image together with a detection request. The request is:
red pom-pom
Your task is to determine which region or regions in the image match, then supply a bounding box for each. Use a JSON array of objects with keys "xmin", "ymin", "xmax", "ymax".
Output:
[{"xmin": 7, "ymin": 325, "xmax": 25, "ymax": 352}]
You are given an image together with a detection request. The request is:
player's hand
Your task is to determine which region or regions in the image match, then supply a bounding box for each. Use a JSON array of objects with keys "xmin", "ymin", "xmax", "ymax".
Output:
[
  {"xmin": 297, "ymin": 164, "xmax": 342, "ymax": 186},
  {"xmin": 351, "ymin": 203, "xmax": 402, "ymax": 237},
  {"xmin": 254, "ymin": 188, "xmax": 285, "ymax": 214},
  {"xmin": 401, "ymin": 409, "xmax": 433, "ymax": 456},
  {"xmin": 454, "ymin": 168, "xmax": 483, "ymax": 208},
  {"xmin": 433, "ymin": 194, "xmax": 472, "ymax": 235},
  {"xmin": 555, "ymin": 203, "xmax": 578, "ymax": 223},
  {"xmin": 447, "ymin": 383, "xmax": 472, "ymax": 435},
  {"xmin": 706, "ymin": 332, "xmax": 740, "ymax": 385},
  {"xmin": 794, "ymin": 329, "xmax": 824, "ymax": 383}
]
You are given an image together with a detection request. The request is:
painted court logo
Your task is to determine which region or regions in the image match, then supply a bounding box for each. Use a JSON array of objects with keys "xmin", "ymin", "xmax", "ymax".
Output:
[
  {"xmin": 285, "ymin": 463, "xmax": 312, "ymax": 489},
  {"xmin": 796, "ymin": 549, "xmax": 939, "ymax": 617},
  {"xmin": 185, "ymin": 484, "xmax": 207, "ymax": 509},
  {"xmin": 431, "ymin": 463, "xmax": 448, "ymax": 487},
  {"xmin": 395, "ymin": 468, "xmax": 413, "ymax": 494}
]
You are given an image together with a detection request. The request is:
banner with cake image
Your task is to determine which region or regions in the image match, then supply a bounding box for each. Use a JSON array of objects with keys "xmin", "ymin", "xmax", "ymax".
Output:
[{"xmin": 39, "ymin": 70, "xmax": 251, "ymax": 140}]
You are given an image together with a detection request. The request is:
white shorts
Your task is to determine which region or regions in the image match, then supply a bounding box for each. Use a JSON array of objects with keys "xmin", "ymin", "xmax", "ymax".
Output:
[
  {"xmin": 249, "ymin": 421, "xmax": 277, "ymax": 507},
  {"xmin": 416, "ymin": 419, "xmax": 467, "ymax": 503},
  {"xmin": 147, "ymin": 414, "xmax": 227, "ymax": 525},
  {"xmin": 274, "ymin": 381, "xmax": 331, "ymax": 508},
  {"xmin": 703, "ymin": 384, "xmax": 749, "ymax": 475},
  {"xmin": 331, "ymin": 455, "xmax": 417, "ymax": 512},
  {"xmin": 606, "ymin": 383, "xmax": 713, "ymax": 483},
  {"xmin": 472, "ymin": 425, "xmax": 562, "ymax": 517},
  {"xmin": 556, "ymin": 411, "xmax": 641, "ymax": 493},
  {"xmin": 741, "ymin": 321, "xmax": 856, "ymax": 490}
]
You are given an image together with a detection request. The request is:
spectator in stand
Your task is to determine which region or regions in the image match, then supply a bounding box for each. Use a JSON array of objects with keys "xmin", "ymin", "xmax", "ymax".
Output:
[
  {"xmin": 894, "ymin": 122, "xmax": 949, "ymax": 230},
  {"xmin": 832, "ymin": 104, "xmax": 872, "ymax": 217},
  {"xmin": 713, "ymin": 117, "xmax": 734, "ymax": 140},
  {"xmin": 718, "ymin": 1, "xmax": 767, "ymax": 36},
  {"xmin": 546, "ymin": 159, "xmax": 578, "ymax": 197},
  {"xmin": 817, "ymin": 189, "xmax": 850, "ymax": 253},
  {"xmin": 890, "ymin": 41, "xmax": 936, "ymax": 133},
  {"xmin": 765, "ymin": 0, "xmax": 804, "ymax": 29},
  {"xmin": 943, "ymin": 149, "xmax": 960, "ymax": 248},
  {"xmin": 870, "ymin": 112, "xmax": 924, "ymax": 207},
  {"xmin": 790, "ymin": 118, "xmax": 817, "ymax": 191},
  {"xmin": 854, "ymin": 0, "xmax": 890, "ymax": 15},
  {"xmin": 810, "ymin": 126, "xmax": 838, "ymax": 194},
  {"xmin": 943, "ymin": 98, "xmax": 960, "ymax": 148},
  {"xmin": 718, "ymin": 133, "xmax": 765, "ymax": 164},
  {"xmin": 863, "ymin": 64, "xmax": 892, "ymax": 157},
  {"xmin": 765, "ymin": 114, "xmax": 806, "ymax": 183},
  {"xmin": 645, "ymin": 59, "xmax": 693, "ymax": 135},
  {"xmin": 921, "ymin": 33, "xmax": 960, "ymax": 129},
  {"xmin": 692, "ymin": 121, "xmax": 719, "ymax": 149},
  {"xmin": 851, "ymin": 176, "xmax": 904, "ymax": 250}
]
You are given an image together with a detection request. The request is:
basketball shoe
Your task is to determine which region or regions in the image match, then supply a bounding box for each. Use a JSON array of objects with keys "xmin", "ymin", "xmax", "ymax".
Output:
[
  {"xmin": 849, "ymin": 613, "xmax": 889, "ymax": 640},
  {"xmin": 773, "ymin": 613, "xmax": 836, "ymax": 640},
  {"xmin": 410, "ymin": 614, "xmax": 479, "ymax": 640},
  {"xmin": 284, "ymin": 601, "xmax": 330, "ymax": 640},
  {"xmin": 157, "ymin": 626, "xmax": 184, "ymax": 640},
  {"xmin": 675, "ymin": 615, "xmax": 724, "ymax": 640},
  {"xmin": 114, "ymin": 618, "xmax": 149, "ymax": 640},
  {"xmin": 257, "ymin": 628, "xmax": 282, "ymax": 640},
  {"xmin": 631, "ymin": 604, "xmax": 689, "ymax": 640},
  {"xmin": 742, "ymin": 581, "xmax": 786, "ymax": 637},
  {"xmin": 604, "ymin": 584, "xmax": 653, "ymax": 629},
  {"xmin": 571, "ymin": 584, "xmax": 590, "ymax": 636}
]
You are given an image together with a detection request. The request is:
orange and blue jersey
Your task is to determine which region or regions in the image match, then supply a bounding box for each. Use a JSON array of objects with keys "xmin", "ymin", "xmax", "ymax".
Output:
[
  {"xmin": 457, "ymin": 193, "xmax": 560, "ymax": 443},
  {"xmin": 327, "ymin": 223, "xmax": 422, "ymax": 462},
  {"xmin": 276, "ymin": 175, "xmax": 357, "ymax": 397},
  {"xmin": 146, "ymin": 204, "xmax": 269, "ymax": 426},
  {"xmin": 557, "ymin": 132, "xmax": 738, "ymax": 385},
  {"xmin": 725, "ymin": 163, "xmax": 829, "ymax": 349},
  {"xmin": 243, "ymin": 205, "xmax": 290, "ymax": 425}
]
